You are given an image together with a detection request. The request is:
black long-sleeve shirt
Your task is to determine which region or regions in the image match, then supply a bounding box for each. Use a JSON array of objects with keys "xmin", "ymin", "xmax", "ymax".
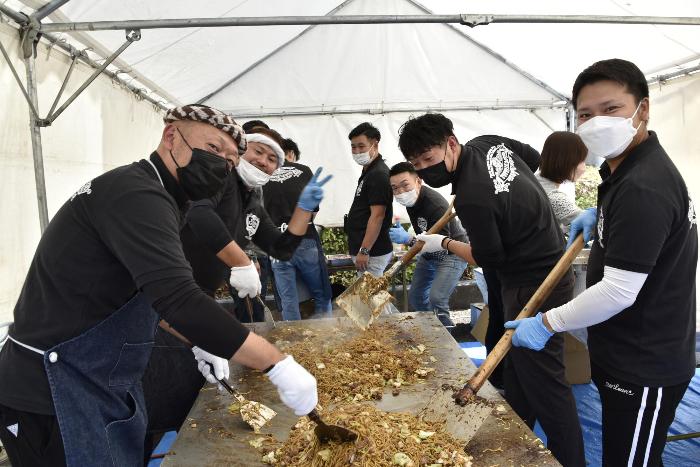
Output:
[
  {"xmin": 451, "ymin": 135, "xmax": 563, "ymax": 288},
  {"xmin": 0, "ymin": 153, "xmax": 250, "ymax": 415},
  {"xmin": 181, "ymin": 171, "xmax": 303, "ymax": 295}
]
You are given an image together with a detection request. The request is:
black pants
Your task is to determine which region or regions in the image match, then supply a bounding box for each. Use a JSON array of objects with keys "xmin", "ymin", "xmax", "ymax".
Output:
[
  {"xmin": 483, "ymin": 268, "xmax": 505, "ymax": 389},
  {"xmin": 141, "ymin": 327, "xmax": 205, "ymax": 463},
  {"xmin": 592, "ymin": 362, "xmax": 690, "ymax": 467},
  {"xmin": 0, "ymin": 404, "xmax": 65, "ymax": 467},
  {"xmin": 501, "ymin": 269, "xmax": 586, "ymax": 467}
]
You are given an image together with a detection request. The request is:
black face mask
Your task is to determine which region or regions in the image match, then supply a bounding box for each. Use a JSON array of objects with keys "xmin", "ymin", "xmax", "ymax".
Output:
[
  {"xmin": 171, "ymin": 129, "xmax": 230, "ymax": 200},
  {"xmin": 417, "ymin": 161, "xmax": 454, "ymax": 187}
]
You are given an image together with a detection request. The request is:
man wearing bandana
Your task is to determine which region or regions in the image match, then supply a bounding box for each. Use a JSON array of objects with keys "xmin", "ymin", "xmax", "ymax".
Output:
[
  {"xmin": 143, "ymin": 124, "xmax": 331, "ymax": 455},
  {"xmin": 0, "ymin": 105, "xmax": 324, "ymax": 466}
]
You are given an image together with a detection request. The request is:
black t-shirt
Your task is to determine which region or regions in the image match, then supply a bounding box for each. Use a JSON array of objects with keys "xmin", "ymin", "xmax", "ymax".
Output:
[
  {"xmin": 181, "ymin": 171, "xmax": 304, "ymax": 294},
  {"xmin": 450, "ymin": 135, "xmax": 564, "ymax": 288},
  {"xmin": 0, "ymin": 153, "xmax": 250, "ymax": 415},
  {"xmin": 262, "ymin": 161, "xmax": 316, "ymax": 238},
  {"xmin": 407, "ymin": 185, "xmax": 467, "ymax": 260},
  {"xmin": 586, "ymin": 132, "xmax": 697, "ymax": 387},
  {"xmin": 345, "ymin": 157, "xmax": 393, "ymax": 256}
]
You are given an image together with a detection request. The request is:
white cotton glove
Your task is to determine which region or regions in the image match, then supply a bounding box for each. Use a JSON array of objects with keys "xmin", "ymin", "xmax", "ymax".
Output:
[
  {"xmin": 416, "ymin": 233, "xmax": 447, "ymax": 254},
  {"xmin": 192, "ymin": 346, "xmax": 230, "ymax": 385},
  {"xmin": 266, "ymin": 355, "xmax": 318, "ymax": 416},
  {"xmin": 229, "ymin": 261, "xmax": 262, "ymax": 298}
]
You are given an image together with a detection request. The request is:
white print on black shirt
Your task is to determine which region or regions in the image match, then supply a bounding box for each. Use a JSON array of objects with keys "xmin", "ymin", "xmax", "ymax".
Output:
[
  {"xmin": 245, "ymin": 213, "xmax": 260, "ymax": 240},
  {"xmin": 6, "ymin": 423, "xmax": 18, "ymax": 437},
  {"xmin": 270, "ymin": 166, "xmax": 303, "ymax": 183},
  {"xmin": 355, "ymin": 180, "xmax": 364, "ymax": 197},
  {"xmin": 597, "ymin": 208, "xmax": 605, "ymax": 248},
  {"xmin": 486, "ymin": 144, "xmax": 519, "ymax": 194},
  {"xmin": 689, "ymin": 197, "xmax": 696, "ymax": 228},
  {"xmin": 604, "ymin": 381, "xmax": 634, "ymax": 396},
  {"xmin": 70, "ymin": 181, "xmax": 92, "ymax": 201},
  {"xmin": 417, "ymin": 217, "xmax": 428, "ymax": 233}
]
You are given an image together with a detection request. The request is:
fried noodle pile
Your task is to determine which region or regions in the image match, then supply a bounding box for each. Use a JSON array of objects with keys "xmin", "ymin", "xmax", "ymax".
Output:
[
  {"xmin": 259, "ymin": 403, "xmax": 472, "ymax": 466},
  {"xmin": 278, "ymin": 323, "xmax": 436, "ymax": 406}
]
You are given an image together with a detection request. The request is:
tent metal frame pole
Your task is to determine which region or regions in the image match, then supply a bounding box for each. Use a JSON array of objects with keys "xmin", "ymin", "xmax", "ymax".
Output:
[
  {"xmin": 47, "ymin": 53, "xmax": 78, "ymax": 117},
  {"xmin": 224, "ymin": 102, "xmax": 568, "ymax": 119},
  {"xmin": 24, "ymin": 53, "xmax": 50, "ymax": 232},
  {"xmin": 0, "ymin": 37, "xmax": 40, "ymax": 119},
  {"xmin": 0, "ymin": 4, "xmax": 168, "ymax": 111},
  {"xmin": 647, "ymin": 63, "xmax": 700, "ymax": 85},
  {"xmin": 30, "ymin": 0, "xmax": 70, "ymax": 22},
  {"xmin": 45, "ymin": 29, "xmax": 141, "ymax": 124},
  {"xmin": 39, "ymin": 14, "xmax": 700, "ymax": 33}
]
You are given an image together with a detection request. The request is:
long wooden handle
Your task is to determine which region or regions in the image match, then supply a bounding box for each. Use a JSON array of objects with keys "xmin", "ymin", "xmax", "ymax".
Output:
[
  {"xmin": 466, "ymin": 234, "xmax": 585, "ymax": 394},
  {"xmin": 385, "ymin": 199, "xmax": 456, "ymax": 278}
]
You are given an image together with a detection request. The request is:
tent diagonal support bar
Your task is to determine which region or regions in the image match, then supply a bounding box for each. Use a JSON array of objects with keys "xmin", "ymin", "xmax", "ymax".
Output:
[
  {"xmin": 45, "ymin": 29, "xmax": 141, "ymax": 125},
  {"xmin": 47, "ymin": 52, "xmax": 78, "ymax": 117},
  {"xmin": 0, "ymin": 37, "xmax": 39, "ymax": 119},
  {"xmin": 30, "ymin": 0, "xmax": 70, "ymax": 22},
  {"xmin": 529, "ymin": 109, "xmax": 556, "ymax": 132}
]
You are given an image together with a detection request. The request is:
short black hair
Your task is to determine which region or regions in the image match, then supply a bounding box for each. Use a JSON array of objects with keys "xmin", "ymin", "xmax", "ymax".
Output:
[
  {"xmin": 243, "ymin": 119, "xmax": 269, "ymax": 132},
  {"xmin": 389, "ymin": 161, "xmax": 417, "ymax": 177},
  {"xmin": 398, "ymin": 113, "xmax": 455, "ymax": 160},
  {"xmin": 572, "ymin": 58, "xmax": 649, "ymax": 110},
  {"xmin": 348, "ymin": 122, "xmax": 381, "ymax": 141},
  {"xmin": 281, "ymin": 138, "xmax": 300, "ymax": 161}
]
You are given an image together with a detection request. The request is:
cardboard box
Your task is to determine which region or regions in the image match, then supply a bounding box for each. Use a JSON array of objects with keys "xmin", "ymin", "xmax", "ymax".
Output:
[
  {"xmin": 469, "ymin": 303, "xmax": 591, "ymax": 385},
  {"xmin": 563, "ymin": 331, "xmax": 591, "ymax": 384}
]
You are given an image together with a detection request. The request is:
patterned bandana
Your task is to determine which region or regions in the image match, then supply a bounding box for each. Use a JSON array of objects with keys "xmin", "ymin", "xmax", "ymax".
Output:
[{"xmin": 164, "ymin": 104, "xmax": 247, "ymax": 155}]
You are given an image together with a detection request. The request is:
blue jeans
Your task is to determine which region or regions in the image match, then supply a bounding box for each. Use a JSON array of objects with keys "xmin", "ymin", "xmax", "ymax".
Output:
[
  {"xmin": 350, "ymin": 252, "xmax": 393, "ymax": 278},
  {"xmin": 408, "ymin": 254, "xmax": 468, "ymax": 313},
  {"xmin": 271, "ymin": 238, "xmax": 332, "ymax": 320}
]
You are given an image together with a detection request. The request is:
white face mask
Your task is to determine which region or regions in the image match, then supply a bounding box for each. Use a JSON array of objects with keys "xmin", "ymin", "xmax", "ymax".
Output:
[
  {"xmin": 352, "ymin": 144, "xmax": 374, "ymax": 166},
  {"xmin": 237, "ymin": 157, "xmax": 271, "ymax": 188},
  {"xmin": 395, "ymin": 188, "xmax": 419, "ymax": 207},
  {"xmin": 576, "ymin": 102, "xmax": 643, "ymax": 160}
]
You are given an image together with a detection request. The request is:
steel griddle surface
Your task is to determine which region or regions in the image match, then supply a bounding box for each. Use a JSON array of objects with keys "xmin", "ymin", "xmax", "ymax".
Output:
[{"xmin": 161, "ymin": 313, "xmax": 559, "ymax": 466}]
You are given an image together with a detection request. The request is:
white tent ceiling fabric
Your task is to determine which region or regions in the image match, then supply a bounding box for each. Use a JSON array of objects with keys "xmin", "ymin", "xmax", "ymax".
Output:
[{"xmin": 8, "ymin": 0, "xmax": 699, "ymax": 108}]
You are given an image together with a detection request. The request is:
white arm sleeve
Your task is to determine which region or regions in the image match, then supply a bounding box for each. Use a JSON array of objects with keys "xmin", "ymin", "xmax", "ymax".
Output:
[{"xmin": 546, "ymin": 266, "xmax": 648, "ymax": 332}]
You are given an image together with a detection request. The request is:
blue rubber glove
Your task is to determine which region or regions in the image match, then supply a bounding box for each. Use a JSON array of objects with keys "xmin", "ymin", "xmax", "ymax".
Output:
[
  {"xmin": 504, "ymin": 313, "xmax": 553, "ymax": 351},
  {"xmin": 567, "ymin": 207, "xmax": 597, "ymax": 248},
  {"xmin": 297, "ymin": 167, "xmax": 333, "ymax": 212},
  {"xmin": 389, "ymin": 222, "xmax": 411, "ymax": 245}
]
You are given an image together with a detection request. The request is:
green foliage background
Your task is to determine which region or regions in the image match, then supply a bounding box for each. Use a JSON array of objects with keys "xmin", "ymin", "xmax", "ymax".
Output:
[{"xmin": 575, "ymin": 166, "xmax": 601, "ymax": 209}]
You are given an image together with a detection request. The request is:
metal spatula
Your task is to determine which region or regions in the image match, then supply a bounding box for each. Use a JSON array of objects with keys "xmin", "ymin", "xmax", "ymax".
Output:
[
  {"xmin": 206, "ymin": 363, "xmax": 277, "ymax": 432},
  {"xmin": 307, "ymin": 408, "xmax": 358, "ymax": 443}
]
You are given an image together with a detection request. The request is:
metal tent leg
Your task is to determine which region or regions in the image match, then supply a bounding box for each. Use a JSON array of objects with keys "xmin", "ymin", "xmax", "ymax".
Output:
[{"xmin": 24, "ymin": 53, "xmax": 49, "ymax": 232}]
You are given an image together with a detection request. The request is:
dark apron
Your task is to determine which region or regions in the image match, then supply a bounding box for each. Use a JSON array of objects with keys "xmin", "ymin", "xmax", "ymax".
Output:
[{"xmin": 41, "ymin": 293, "xmax": 158, "ymax": 466}]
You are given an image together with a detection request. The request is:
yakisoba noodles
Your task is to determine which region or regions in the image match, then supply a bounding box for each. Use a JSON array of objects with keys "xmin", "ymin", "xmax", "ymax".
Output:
[
  {"xmin": 258, "ymin": 403, "xmax": 472, "ymax": 466},
  {"xmin": 277, "ymin": 323, "xmax": 436, "ymax": 406}
]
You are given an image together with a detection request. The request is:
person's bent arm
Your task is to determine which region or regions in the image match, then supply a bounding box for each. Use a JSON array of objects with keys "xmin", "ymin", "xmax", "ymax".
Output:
[
  {"xmin": 415, "ymin": 233, "xmax": 478, "ymax": 265},
  {"xmin": 285, "ymin": 206, "xmax": 313, "ymax": 236},
  {"xmin": 216, "ymin": 240, "xmax": 253, "ymax": 267}
]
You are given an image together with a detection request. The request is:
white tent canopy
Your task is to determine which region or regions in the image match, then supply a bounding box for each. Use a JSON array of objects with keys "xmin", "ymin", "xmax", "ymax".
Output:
[{"xmin": 1, "ymin": 0, "xmax": 699, "ymax": 322}]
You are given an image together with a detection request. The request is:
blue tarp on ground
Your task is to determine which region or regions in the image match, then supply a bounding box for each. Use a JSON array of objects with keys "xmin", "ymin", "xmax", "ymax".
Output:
[{"xmin": 460, "ymin": 342, "xmax": 700, "ymax": 466}]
